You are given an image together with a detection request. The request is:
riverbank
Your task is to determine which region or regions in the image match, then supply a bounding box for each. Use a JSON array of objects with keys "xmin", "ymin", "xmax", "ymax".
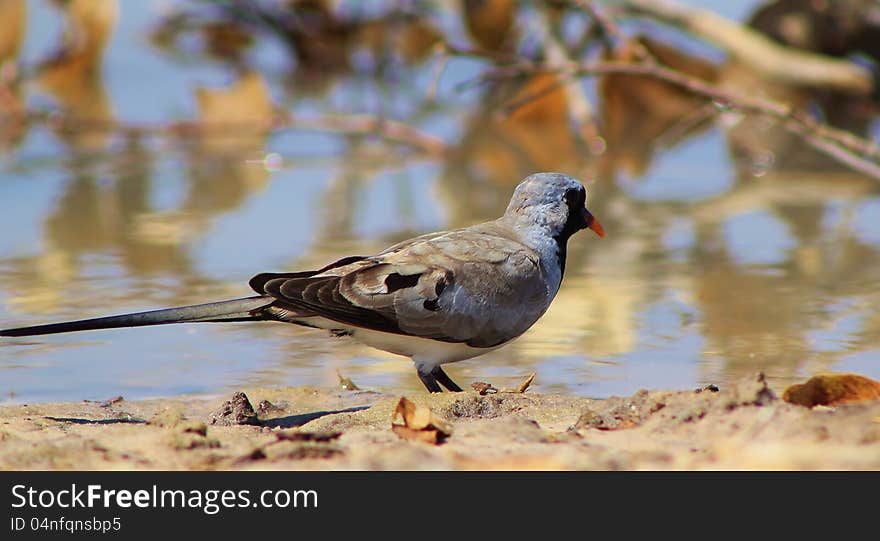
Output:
[{"xmin": 1, "ymin": 373, "xmax": 878, "ymax": 470}]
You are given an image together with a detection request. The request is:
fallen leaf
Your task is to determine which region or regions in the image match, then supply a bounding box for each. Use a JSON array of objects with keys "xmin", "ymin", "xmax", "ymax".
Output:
[
  {"xmin": 500, "ymin": 372, "xmax": 536, "ymax": 393},
  {"xmin": 471, "ymin": 382, "xmax": 498, "ymax": 395},
  {"xmin": 391, "ymin": 397, "xmax": 451, "ymax": 444},
  {"xmin": 100, "ymin": 396, "xmax": 124, "ymax": 408},
  {"xmin": 782, "ymin": 373, "xmax": 880, "ymax": 408},
  {"xmin": 337, "ymin": 370, "xmax": 360, "ymax": 391}
]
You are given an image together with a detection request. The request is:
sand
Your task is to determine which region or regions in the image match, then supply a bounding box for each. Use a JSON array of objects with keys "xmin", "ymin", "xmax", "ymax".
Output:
[{"xmin": 1, "ymin": 373, "xmax": 878, "ymax": 470}]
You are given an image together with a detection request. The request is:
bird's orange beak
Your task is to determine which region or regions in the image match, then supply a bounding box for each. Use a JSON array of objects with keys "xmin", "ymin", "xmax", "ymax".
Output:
[{"xmin": 584, "ymin": 209, "xmax": 605, "ymax": 238}]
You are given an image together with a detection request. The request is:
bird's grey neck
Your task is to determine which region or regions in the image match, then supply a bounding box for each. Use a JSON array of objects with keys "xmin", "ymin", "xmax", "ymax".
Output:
[{"xmin": 499, "ymin": 215, "xmax": 567, "ymax": 286}]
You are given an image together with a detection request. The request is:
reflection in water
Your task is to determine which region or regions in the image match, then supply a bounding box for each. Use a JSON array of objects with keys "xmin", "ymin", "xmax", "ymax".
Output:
[
  {"xmin": 0, "ymin": 1, "xmax": 26, "ymax": 66},
  {"xmin": 167, "ymin": 71, "xmax": 275, "ymax": 241},
  {"xmin": 35, "ymin": 0, "xmax": 118, "ymax": 152},
  {"xmin": 461, "ymin": 0, "xmax": 518, "ymax": 53},
  {"xmin": 1, "ymin": 1, "xmax": 879, "ymax": 402},
  {"xmin": 443, "ymin": 71, "xmax": 593, "ymax": 226},
  {"xmin": 598, "ymin": 35, "xmax": 719, "ymax": 181},
  {"xmin": 0, "ymin": 0, "xmax": 27, "ymax": 153}
]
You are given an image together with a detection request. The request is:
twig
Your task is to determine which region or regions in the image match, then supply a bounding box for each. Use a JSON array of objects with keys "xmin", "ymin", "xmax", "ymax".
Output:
[
  {"xmin": 425, "ymin": 44, "xmax": 449, "ymax": 102},
  {"xmin": 10, "ymin": 109, "xmax": 448, "ymax": 157},
  {"xmin": 571, "ymin": 0, "xmax": 622, "ymax": 51},
  {"xmin": 570, "ymin": 0, "xmax": 657, "ymax": 62}
]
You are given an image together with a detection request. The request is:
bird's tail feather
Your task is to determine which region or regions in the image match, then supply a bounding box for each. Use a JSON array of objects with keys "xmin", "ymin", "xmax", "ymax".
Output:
[{"xmin": 0, "ymin": 296, "xmax": 273, "ymax": 337}]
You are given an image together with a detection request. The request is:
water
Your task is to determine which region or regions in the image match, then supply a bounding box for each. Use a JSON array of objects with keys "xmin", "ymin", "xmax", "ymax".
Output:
[{"xmin": 1, "ymin": 1, "xmax": 879, "ymax": 403}]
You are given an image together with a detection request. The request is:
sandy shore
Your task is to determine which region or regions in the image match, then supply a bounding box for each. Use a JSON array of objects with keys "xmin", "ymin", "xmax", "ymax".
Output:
[{"xmin": 1, "ymin": 373, "xmax": 878, "ymax": 470}]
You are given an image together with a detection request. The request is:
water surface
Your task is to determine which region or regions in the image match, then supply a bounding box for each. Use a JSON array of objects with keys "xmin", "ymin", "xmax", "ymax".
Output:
[{"xmin": 1, "ymin": 1, "xmax": 879, "ymax": 403}]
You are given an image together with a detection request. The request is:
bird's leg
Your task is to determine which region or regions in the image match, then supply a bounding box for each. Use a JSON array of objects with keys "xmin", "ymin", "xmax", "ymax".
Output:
[
  {"xmin": 432, "ymin": 366, "xmax": 463, "ymax": 392},
  {"xmin": 416, "ymin": 366, "xmax": 443, "ymax": 393}
]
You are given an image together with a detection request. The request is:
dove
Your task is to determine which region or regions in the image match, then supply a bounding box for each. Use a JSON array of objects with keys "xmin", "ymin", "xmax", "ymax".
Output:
[{"xmin": 1, "ymin": 172, "xmax": 604, "ymax": 392}]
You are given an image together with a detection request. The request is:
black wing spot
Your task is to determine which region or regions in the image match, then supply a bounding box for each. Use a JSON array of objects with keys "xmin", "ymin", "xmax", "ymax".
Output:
[
  {"xmin": 423, "ymin": 272, "xmax": 452, "ymax": 312},
  {"xmin": 384, "ymin": 273, "xmax": 421, "ymax": 293}
]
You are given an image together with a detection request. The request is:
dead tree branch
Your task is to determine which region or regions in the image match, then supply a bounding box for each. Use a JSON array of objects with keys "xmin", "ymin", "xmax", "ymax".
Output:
[
  {"xmin": 471, "ymin": 59, "xmax": 880, "ymax": 179},
  {"xmin": 610, "ymin": 0, "xmax": 875, "ymax": 95}
]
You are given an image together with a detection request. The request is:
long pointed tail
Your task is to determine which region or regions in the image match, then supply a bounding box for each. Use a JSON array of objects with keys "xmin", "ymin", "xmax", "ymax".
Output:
[{"xmin": 0, "ymin": 296, "xmax": 273, "ymax": 337}]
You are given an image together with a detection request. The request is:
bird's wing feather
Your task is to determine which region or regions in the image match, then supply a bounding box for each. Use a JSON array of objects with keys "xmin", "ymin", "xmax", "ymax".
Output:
[{"xmin": 250, "ymin": 225, "xmax": 550, "ymax": 347}]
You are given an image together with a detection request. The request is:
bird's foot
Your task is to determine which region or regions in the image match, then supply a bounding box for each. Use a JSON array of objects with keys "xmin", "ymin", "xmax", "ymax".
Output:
[{"xmin": 417, "ymin": 366, "xmax": 463, "ymax": 393}]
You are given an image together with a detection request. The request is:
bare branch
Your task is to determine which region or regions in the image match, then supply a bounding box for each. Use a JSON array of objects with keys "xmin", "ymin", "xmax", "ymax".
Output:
[
  {"xmin": 612, "ymin": 0, "xmax": 875, "ymax": 95},
  {"xmin": 476, "ymin": 59, "xmax": 880, "ymax": 179}
]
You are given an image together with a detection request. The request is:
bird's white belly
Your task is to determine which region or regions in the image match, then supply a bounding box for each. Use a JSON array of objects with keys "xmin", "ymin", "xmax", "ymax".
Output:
[
  {"xmin": 296, "ymin": 316, "xmax": 505, "ymax": 368},
  {"xmin": 353, "ymin": 327, "xmax": 504, "ymax": 365}
]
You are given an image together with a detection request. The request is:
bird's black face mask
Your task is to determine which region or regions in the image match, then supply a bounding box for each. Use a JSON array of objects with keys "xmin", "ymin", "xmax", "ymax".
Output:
[
  {"xmin": 561, "ymin": 187, "xmax": 604, "ymax": 242},
  {"xmin": 554, "ymin": 187, "xmax": 604, "ymax": 276}
]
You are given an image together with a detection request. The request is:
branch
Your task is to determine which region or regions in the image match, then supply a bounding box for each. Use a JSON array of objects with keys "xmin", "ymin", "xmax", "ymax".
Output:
[
  {"xmin": 611, "ymin": 0, "xmax": 875, "ymax": 95},
  {"xmin": 476, "ymin": 60, "xmax": 880, "ymax": 179}
]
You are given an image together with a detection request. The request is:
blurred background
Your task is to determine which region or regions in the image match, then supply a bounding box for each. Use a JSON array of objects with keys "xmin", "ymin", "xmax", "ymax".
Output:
[{"xmin": 1, "ymin": 0, "xmax": 879, "ymax": 403}]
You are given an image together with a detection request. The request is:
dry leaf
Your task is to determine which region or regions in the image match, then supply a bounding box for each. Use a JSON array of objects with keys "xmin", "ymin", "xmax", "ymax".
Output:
[
  {"xmin": 471, "ymin": 382, "xmax": 498, "ymax": 395},
  {"xmin": 514, "ymin": 372, "xmax": 536, "ymax": 393},
  {"xmin": 391, "ymin": 397, "xmax": 451, "ymax": 444},
  {"xmin": 499, "ymin": 372, "xmax": 536, "ymax": 393},
  {"xmin": 100, "ymin": 396, "xmax": 124, "ymax": 408},
  {"xmin": 336, "ymin": 370, "xmax": 360, "ymax": 391},
  {"xmin": 783, "ymin": 373, "xmax": 880, "ymax": 407}
]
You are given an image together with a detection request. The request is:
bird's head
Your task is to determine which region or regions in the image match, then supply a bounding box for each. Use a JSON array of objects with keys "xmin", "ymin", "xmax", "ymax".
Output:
[{"xmin": 504, "ymin": 172, "xmax": 604, "ymax": 243}]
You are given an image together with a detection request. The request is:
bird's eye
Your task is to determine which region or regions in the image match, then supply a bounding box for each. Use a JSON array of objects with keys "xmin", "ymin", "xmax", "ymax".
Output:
[{"xmin": 564, "ymin": 188, "xmax": 585, "ymax": 206}]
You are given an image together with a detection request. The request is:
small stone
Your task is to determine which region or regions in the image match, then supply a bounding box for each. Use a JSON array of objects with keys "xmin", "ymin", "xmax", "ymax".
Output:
[{"xmin": 208, "ymin": 392, "xmax": 260, "ymax": 426}]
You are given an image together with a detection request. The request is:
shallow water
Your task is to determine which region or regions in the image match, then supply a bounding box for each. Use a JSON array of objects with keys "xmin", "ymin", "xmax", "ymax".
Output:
[{"xmin": 1, "ymin": 1, "xmax": 879, "ymax": 403}]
